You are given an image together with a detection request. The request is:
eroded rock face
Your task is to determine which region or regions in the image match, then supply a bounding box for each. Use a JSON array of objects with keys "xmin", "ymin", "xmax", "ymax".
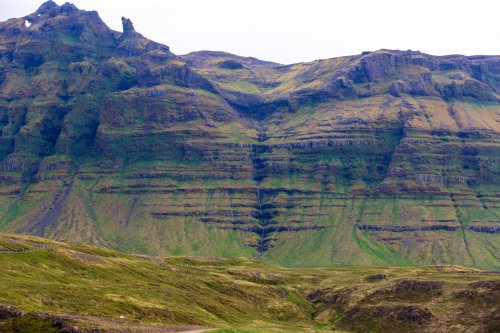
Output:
[
  {"xmin": 218, "ymin": 59, "xmax": 245, "ymax": 69},
  {"xmin": 0, "ymin": 1, "xmax": 498, "ymax": 268},
  {"xmin": 349, "ymin": 51, "xmax": 406, "ymax": 83},
  {"xmin": 340, "ymin": 305, "xmax": 434, "ymax": 332},
  {"xmin": 0, "ymin": 305, "xmax": 26, "ymax": 319},
  {"xmin": 366, "ymin": 273, "xmax": 390, "ymax": 281},
  {"xmin": 121, "ymin": 17, "xmax": 136, "ymax": 38},
  {"xmin": 392, "ymin": 280, "xmax": 446, "ymax": 295}
]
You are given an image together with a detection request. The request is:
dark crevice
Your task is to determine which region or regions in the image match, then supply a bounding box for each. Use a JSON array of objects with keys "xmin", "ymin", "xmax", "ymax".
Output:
[
  {"xmin": 253, "ymin": 128, "xmax": 269, "ymax": 255},
  {"xmin": 39, "ymin": 104, "xmax": 70, "ymax": 157}
]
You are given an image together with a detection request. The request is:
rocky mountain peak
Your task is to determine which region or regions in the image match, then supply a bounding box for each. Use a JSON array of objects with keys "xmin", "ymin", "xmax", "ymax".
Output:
[
  {"xmin": 36, "ymin": 0, "xmax": 59, "ymax": 13},
  {"xmin": 36, "ymin": 1, "xmax": 79, "ymax": 17},
  {"xmin": 35, "ymin": 0, "xmax": 62, "ymax": 18},
  {"xmin": 59, "ymin": 2, "xmax": 79, "ymax": 15},
  {"xmin": 121, "ymin": 17, "xmax": 139, "ymax": 39}
]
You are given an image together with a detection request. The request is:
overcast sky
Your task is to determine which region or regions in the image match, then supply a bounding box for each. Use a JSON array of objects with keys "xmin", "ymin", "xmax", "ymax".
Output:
[{"xmin": 1, "ymin": 0, "xmax": 499, "ymax": 64}]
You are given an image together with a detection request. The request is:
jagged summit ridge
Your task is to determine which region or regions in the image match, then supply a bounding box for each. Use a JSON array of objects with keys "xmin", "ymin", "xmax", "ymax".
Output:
[
  {"xmin": 16, "ymin": 1, "xmax": 169, "ymax": 53},
  {"xmin": 35, "ymin": 1, "xmax": 82, "ymax": 17}
]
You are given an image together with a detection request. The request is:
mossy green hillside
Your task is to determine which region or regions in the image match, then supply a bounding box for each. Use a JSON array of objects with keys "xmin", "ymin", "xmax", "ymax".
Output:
[
  {"xmin": 0, "ymin": 234, "xmax": 498, "ymax": 332},
  {"xmin": 0, "ymin": 2, "xmax": 498, "ymax": 270}
]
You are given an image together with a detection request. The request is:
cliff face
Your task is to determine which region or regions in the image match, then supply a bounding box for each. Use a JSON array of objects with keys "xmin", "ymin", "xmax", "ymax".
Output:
[{"xmin": 0, "ymin": 1, "xmax": 499, "ymax": 268}]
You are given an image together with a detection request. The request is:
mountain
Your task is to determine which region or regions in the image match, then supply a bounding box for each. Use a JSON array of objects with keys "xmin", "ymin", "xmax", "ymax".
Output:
[
  {"xmin": 0, "ymin": 1, "xmax": 498, "ymax": 269},
  {"xmin": 0, "ymin": 233, "xmax": 498, "ymax": 332}
]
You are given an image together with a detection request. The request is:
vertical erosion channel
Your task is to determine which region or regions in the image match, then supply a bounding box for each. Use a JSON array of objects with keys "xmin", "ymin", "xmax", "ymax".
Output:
[{"xmin": 253, "ymin": 128, "xmax": 268, "ymax": 255}]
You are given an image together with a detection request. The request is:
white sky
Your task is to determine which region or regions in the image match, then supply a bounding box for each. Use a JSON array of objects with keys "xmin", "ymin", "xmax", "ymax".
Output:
[{"xmin": 1, "ymin": 0, "xmax": 499, "ymax": 64}]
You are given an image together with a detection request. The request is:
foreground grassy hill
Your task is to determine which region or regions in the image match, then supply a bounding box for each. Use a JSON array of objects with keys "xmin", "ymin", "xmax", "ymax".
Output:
[
  {"xmin": 0, "ymin": 1, "xmax": 498, "ymax": 269},
  {"xmin": 0, "ymin": 234, "xmax": 498, "ymax": 332}
]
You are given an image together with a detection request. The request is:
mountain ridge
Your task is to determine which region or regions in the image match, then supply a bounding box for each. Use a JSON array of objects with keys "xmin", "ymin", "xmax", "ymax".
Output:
[{"xmin": 0, "ymin": 1, "xmax": 498, "ymax": 269}]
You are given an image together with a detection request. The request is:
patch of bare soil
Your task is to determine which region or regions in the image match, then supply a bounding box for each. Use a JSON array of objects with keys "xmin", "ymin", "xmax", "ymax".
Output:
[
  {"xmin": 38, "ymin": 312, "xmax": 215, "ymax": 333},
  {"xmin": 71, "ymin": 252, "xmax": 106, "ymax": 265}
]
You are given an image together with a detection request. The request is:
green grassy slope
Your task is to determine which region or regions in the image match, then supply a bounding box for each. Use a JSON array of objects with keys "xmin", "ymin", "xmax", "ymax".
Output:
[{"xmin": 0, "ymin": 234, "xmax": 499, "ymax": 332}]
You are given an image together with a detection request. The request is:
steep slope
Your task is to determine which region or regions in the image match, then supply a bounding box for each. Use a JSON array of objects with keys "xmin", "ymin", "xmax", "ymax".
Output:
[
  {"xmin": 0, "ymin": 234, "xmax": 498, "ymax": 332},
  {"xmin": 0, "ymin": 1, "xmax": 498, "ymax": 269}
]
